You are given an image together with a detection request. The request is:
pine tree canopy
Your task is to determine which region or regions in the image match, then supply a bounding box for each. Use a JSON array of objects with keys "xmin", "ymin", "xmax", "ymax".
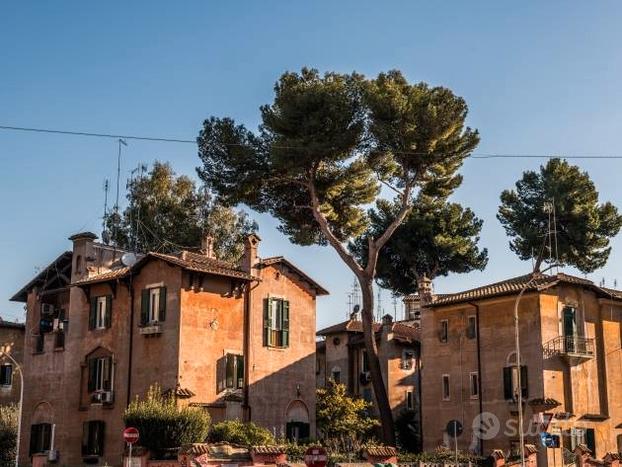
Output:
[
  {"xmin": 107, "ymin": 161, "xmax": 257, "ymax": 262},
  {"xmin": 351, "ymin": 195, "xmax": 488, "ymax": 295},
  {"xmin": 497, "ymin": 158, "xmax": 622, "ymax": 273}
]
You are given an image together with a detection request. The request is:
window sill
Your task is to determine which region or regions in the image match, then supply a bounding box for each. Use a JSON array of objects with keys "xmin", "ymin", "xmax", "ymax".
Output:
[
  {"xmin": 0, "ymin": 385, "xmax": 12, "ymax": 391},
  {"xmin": 265, "ymin": 346, "xmax": 288, "ymax": 351},
  {"xmin": 32, "ymin": 351, "xmax": 44, "ymax": 355},
  {"xmin": 54, "ymin": 347, "xmax": 65, "ymax": 352}
]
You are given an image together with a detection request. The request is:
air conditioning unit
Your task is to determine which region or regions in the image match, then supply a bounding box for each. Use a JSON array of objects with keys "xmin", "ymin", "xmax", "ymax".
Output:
[
  {"xmin": 102, "ymin": 391, "xmax": 114, "ymax": 404},
  {"xmin": 41, "ymin": 303, "xmax": 55, "ymax": 316},
  {"xmin": 52, "ymin": 318, "xmax": 64, "ymax": 332},
  {"xmin": 91, "ymin": 392, "xmax": 103, "ymax": 403},
  {"xmin": 139, "ymin": 324, "xmax": 162, "ymax": 335},
  {"xmin": 48, "ymin": 449, "xmax": 59, "ymax": 462}
]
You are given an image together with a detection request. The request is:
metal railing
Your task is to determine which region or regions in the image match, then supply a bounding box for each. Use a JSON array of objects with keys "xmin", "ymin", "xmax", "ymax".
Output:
[{"xmin": 543, "ymin": 335, "xmax": 595, "ymax": 358}]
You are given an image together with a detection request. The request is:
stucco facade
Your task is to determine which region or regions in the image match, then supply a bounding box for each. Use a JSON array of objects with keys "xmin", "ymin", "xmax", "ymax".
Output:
[
  {"xmin": 12, "ymin": 232, "xmax": 327, "ymax": 465},
  {"xmin": 0, "ymin": 320, "xmax": 25, "ymax": 407},
  {"xmin": 420, "ymin": 273, "xmax": 622, "ymax": 464}
]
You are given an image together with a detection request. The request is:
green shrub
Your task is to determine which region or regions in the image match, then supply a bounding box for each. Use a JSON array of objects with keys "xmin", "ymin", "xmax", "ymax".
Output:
[
  {"xmin": 397, "ymin": 447, "xmax": 484, "ymax": 464},
  {"xmin": 394, "ymin": 409, "xmax": 421, "ymax": 453},
  {"xmin": 209, "ymin": 419, "xmax": 275, "ymax": 447},
  {"xmin": 0, "ymin": 404, "xmax": 18, "ymax": 465},
  {"xmin": 123, "ymin": 384, "xmax": 210, "ymax": 458}
]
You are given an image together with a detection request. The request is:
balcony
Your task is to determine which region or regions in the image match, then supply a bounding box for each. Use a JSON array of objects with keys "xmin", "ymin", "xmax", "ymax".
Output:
[{"xmin": 543, "ymin": 335, "xmax": 595, "ymax": 365}]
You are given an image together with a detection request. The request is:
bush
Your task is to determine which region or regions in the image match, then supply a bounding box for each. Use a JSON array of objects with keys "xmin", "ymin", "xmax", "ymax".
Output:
[
  {"xmin": 209, "ymin": 419, "xmax": 275, "ymax": 447},
  {"xmin": 0, "ymin": 404, "xmax": 18, "ymax": 465},
  {"xmin": 397, "ymin": 447, "xmax": 484, "ymax": 464},
  {"xmin": 123, "ymin": 385, "xmax": 210, "ymax": 458},
  {"xmin": 395, "ymin": 409, "xmax": 421, "ymax": 453}
]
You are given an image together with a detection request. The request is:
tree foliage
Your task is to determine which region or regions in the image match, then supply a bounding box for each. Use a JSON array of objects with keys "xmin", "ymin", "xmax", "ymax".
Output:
[
  {"xmin": 123, "ymin": 384, "xmax": 211, "ymax": 457},
  {"xmin": 316, "ymin": 381, "xmax": 379, "ymax": 452},
  {"xmin": 197, "ymin": 68, "xmax": 479, "ymax": 444},
  {"xmin": 351, "ymin": 195, "xmax": 488, "ymax": 295},
  {"xmin": 107, "ymin": 161, "xmax": 257, "ymax": 263},
  {"xmin": 0, "ymin": 404, "xmax": 18, "ymax": 464},
  {"xmin": 498, "ymin": 158, "xmax": 622, "ymax": 273},
  {"xmin": 209, "ymin": 419, "xmax": 275, "ymax": 447}
]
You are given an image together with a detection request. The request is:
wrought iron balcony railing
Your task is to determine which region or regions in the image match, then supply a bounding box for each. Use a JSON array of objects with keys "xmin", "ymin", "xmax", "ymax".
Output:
[{"xmin": 543, "ymin": 335, "xmax": 595, "ymax": 363}]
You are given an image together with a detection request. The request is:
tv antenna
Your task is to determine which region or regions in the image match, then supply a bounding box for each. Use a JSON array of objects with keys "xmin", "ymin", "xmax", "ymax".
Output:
[{"xmin": 102, "ymin": 179, "xmax": 110, "ymax": 244}]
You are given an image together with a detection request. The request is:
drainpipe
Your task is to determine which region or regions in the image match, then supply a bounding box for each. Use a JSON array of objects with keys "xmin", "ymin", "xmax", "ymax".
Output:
[
  {"xmin": 468, "ymin": 302, "xmax": 484, "ymax": 456},
  {"xmin": 126, "ymin": 277, "xmax": 135, "ymax": 406}
]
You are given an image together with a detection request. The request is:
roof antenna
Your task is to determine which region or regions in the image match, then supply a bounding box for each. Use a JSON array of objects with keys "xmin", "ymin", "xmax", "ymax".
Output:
[
  {"xmin": 112, "ymin": 139, "xmax": 128, "ymax": 254},
  {"xmin": 101, "ymin": 179, "xmax": 110, "ymax": 244}
]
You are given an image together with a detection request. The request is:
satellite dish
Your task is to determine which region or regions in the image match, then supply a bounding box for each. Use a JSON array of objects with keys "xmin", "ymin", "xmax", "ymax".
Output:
[
  {"xmin": 353, "ymin": 304, "xmax": 360, "ymax": 313},
  {"xmin": 121, "ymin": 252, "xmax": 137, "ymax": 267}
]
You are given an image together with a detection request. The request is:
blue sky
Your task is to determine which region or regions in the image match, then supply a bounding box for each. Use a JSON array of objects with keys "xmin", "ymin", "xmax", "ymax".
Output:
[{"xmin": 2, "ymin": 1, "xmax": 622, "ymax": 328}]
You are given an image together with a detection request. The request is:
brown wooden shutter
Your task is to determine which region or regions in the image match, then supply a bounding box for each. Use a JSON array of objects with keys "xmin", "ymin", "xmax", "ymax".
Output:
[
  {"xmin": 105, "ymin": 295, "xmax": 112, "ymax": 328},
  {"xmin": 263, "ymin": 298, "xmax": 270, "ymax": 346},
  {"xmin": 503, "ymin": 366, "xmax": 513, "ymax": 400},
  {"xmin": 520, "ymin": 365, "xmax": 529, "ymax": 398},
  {"xmin": 159, "ymin": 287, "xmax": 167, "ymax": 321},
  {"xmin": 140, "ymin": 289, "xmax": 149, "ymax": 325},
  {"xmin": 103, "ymin": 357, "xmax": 112, "ymax": 391},
  {"xmin": 88, "ymin": 358, "xmax": 97, "ymax": 392},
  {"xmin": 81, "ymin": 421, "xmax": 89, "ymax": 456},
  {"xmin": 89, "ymin": 297, "xmax": 97, "ymax": 330}
]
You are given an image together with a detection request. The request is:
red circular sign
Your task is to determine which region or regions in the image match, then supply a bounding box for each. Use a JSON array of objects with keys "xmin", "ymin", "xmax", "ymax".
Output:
[
  {"xmin": 123, "ymin": 427, "xmax": 140, "ymax": 444},
  {"xmin": 304, "ymin": 446, "xmax": 328, "ymax": 467}
]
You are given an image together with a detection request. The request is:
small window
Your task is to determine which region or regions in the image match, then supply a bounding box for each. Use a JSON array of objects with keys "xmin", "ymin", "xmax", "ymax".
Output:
[
  {"xmin": 88, "ymin": 356, "xmax": 113, "ymax": 393},
  {"xmin": 29, "ymin": 423, "xmax": 52, "ymax": 455},
  {"xmin": 439, "ymin": 319, "xmax": 448, "ymax": 343},
  {"xmin": 331, "ymin": 366, "xmax": 341, "ymax": 384},
  {"xmin": 442, "ymin": 374, "xmax": 450, "ymax": 400},
  {"xmin": 82, "ymin": 420, "xmax": 105, "ymax": 456},
  {"xmin": 225, "ymin": 353, "xmax": 244, "ymax": 389},
  {"xmin": 34, "ymin": 334, "xmax": 44, "ymax": 353},
  {"xmin": 140, "ymin": 287, "xmax": 167, "ymax": 325},
  {"xmin": 406, "ymin": 390, "xmax": 414, "ymax": 410},
  {"xmin": 361, "ymin": 350, "xmax": 369, "ymax": 373},
  {"xmin": 89, "ymin": 296, "xmax": 112, "ymax": 330},
  {"xmin": 467, "ymin": 315, "xmax": 477, "ymax": 339},
  {"xmin": 401, "ymin": 349, "xmax": 415, "ymax": 370},
  {"xmin": 263, "ymin": 298, "xmax": 290, "ymax": 348},
  {"xmin": 0, "ymin": 364, "xmax": 12, "ymax": 387},
  {"xmin": 503, "ymin": 365, "xmax": 528, "ymax": 400},
  {"xmin": 470, "ymin": 372, "xmax": 479, "ymax": 399}
]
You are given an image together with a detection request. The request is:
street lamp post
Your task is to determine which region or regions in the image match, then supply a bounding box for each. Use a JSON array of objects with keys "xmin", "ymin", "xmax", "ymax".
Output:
[{"xmin": 1, "ymin": 348, "xmax": 23, "ymax": 467}]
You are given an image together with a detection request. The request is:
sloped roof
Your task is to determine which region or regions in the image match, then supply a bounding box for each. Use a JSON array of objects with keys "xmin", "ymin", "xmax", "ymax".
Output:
[
  {"xmin": 317, "ymin": 319, "xmax": 382, "ymax": 336},
  {"xmin": 430, "ymin": 272, "xmax": 622, "ymax": 307},
  {"xmin": 11, "ymin": 251, "xmax": 73, "ymax": 302},
  {"xmin": 260, "ymin": 256, "xmax": 329, "ymax": 295},
  {"xmin": 0, "ymin": 320, "xmax": 25, "ymax": 330},
  {"xmin": 71, "ymin": 250, "xmax": 254, "ymax": 287}
]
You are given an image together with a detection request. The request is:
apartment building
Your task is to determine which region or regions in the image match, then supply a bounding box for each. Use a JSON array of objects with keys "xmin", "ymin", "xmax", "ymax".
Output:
[
  {"xmin": 420, "ymin": 273, "xmax": 622, "ymax": 465},
  {"xmin": 0, "ymin": 318, "xmax": 25, "ymax": 407},
  {"xmin": 11, "ymin": 232, "xmax": 327, "ymax": 465},
  {"xmin": 316, "ymin": 313, "xmax": 420, "ymax": 437}
]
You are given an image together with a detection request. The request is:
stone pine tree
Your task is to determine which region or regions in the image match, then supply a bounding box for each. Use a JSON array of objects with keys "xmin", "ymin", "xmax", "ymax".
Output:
[
  {"xmin": 351, "ymin": 195, "xmax": 488, "ymax": 297},
  {"xmin": 106, "ymin": 161, "xmax": 257, "ymax": 262},
  {"xmin": 197, "ymin": 68, "xmax": 479, "ymax": 444},
  {"xmin": 498, "ymin": 158, "xmax": 622, "ymax": 273}
]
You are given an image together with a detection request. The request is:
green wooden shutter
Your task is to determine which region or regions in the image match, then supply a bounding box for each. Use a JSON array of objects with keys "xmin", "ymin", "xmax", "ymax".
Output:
[
  {"xmin": 282, "ymin": 300, "xmax": 290, "ymax": 348},
  {"xmin": 105, "ymin": 295, "xmax": 112, "ymax": 328},
  {"xmin": 216, "ymin": 356, "xmax": 226, "ymax": 393},
  {"xmin": 29, "ymin": 424, "xmax": 39, "ymax": 455},
  {"xmin": 520, "ymin": 365, "xmax": 529, "ymax": 398},
  {"xmin": 140, "ymin": 289, "xmax": 149, "ymax": 325},
  {"xmin": 236, "ymin": 355, "xmax": 244, "ymax": 389},
  {"xmin": 89, "ymin": 297, "xmax": 97, "ymax": 330},
  {"xmin": 88, "ymin": 358, "xmax": 97, "ymax": 392},
  {"xmin": 159, "ymin": 287, "xmax": 167, "ymax": 321},
  {"xmin": 503, "ymin": 367, "xmax": 513, "ymax": 400},
  {"xmin": 263, "ymin": 298, "xmax": 271, "ymax": 347},
  {"xmin": 95, "ymin": 421, "xmax": 105, "ymax": 455}
]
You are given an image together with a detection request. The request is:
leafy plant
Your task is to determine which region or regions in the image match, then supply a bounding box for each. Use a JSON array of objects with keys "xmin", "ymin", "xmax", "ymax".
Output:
[
  {"xmin": 316, "ymin": 381, "xmax": 379, "ymax": 453},
  {"xmin": 123, "ymin": 384, "xmax": 211, "ymax": 458},
  {"xmin": 394, "ymin": 409, "xmax": 420, "ymax": 453},
  {"xmin": 209, "ymin": 419, "xmax": 275, "ymax": 447},
  {"xmin": 0, "ymin": 404, "xmax": 18, "ymax": 465}
]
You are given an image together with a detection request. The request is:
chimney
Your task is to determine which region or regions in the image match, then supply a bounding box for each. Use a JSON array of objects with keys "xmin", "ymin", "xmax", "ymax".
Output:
[
  {"xmin": 382, "ymin": 314, "xmax": 394, "ymax": 328},
  {"xmin": 68, "ymin": 231, "xmax": 97, "ymax": 282},
  {"xmin": 418, "ymin": 274, "xmax": 434, "ymax": 306},
  {"xmin": 201, "ymin": 235, "xmax": 215, "ymax": 259},
  {"xmin": 240, "ymin": 233, "xmax": 261, "ymax": 273}
]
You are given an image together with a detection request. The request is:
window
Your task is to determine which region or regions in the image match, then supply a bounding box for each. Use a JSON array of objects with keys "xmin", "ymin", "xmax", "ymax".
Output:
[
  {"xmin": 361, "ymin": 350, "xmax": 369, "ymax": 373},
  {"xmin": 82, "ymin": 420, "xmax": 105, "ymax": 457},
  {"xmin": 140, "ymin": 287, "xmax": 167, "ymax": 325},
  {"xmin": 406, "ymin": 390, "xmax": 414, "ymax": 410},
  {"xmin": 470, "ymin": 372, "xmax": 479, "ymax": 399},
  {"xmin": 263, "ymin": 298, "xmax": 289, "ymax": 348},
  {"xmin": 0, "ymin": 364, "xmax": 12, "ymax": 387},
  {"xmin": 442, "ymin": 374, "xmax": 450, "ymax": 400},
  {"xmin": 226, "ymin": 354, "xmax": 244, "ymax": 389},
  {"xmin": 467, "ymin": 315, "xmax": 477, "ymax": 339},
  {"xmin": 55, "ymin": 330, "xmax": 65, "ymax": 349},
  {"xmin": 29, "ymin": 423, "xmax": 52, "ymax": 455},
  {"xmin": 401, "ymin": 349, "xmax": 415, "ymax": 370},
  {"xmin": 88, "ymin": 356, "xmax": 112, "ymax": 393},
  {"xmin": 89, "ymin": 296, "xmax": 111, "ymax": 330},
  {"xmin": 439, "ymin": 319, "xmax": 448, "ymax": 343},
  {"xmin": 331, "ymin": 366, "xmax": 341, "ymax": 384},
  {"xmin": 503, "ymin": 365, "xmax": 528, "ymax": 401},
  {"xmin": 35, "ymin": 334, "xmax": 44, "ymax": 353}
]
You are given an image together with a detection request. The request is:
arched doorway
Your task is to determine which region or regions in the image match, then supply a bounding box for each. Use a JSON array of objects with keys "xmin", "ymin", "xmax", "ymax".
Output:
[{"xmin": 285, "ymin": 399, "xmax": 310, "ymax": 441}]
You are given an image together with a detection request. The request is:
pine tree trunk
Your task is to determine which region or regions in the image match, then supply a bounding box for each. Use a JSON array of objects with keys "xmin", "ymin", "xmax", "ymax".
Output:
[{"xmin": 359, "ymin": 275, "xmax": 396, "ymax": 446}]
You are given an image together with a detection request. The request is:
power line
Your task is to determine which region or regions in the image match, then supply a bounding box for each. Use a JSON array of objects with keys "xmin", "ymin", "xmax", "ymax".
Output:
[{"xmin": 3, "ymin": 124, "xmax": 622, "ymax": 160}]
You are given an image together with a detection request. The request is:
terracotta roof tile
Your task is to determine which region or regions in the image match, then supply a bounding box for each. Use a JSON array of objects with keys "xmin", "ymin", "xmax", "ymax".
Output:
[
  {"xmin": 72, "ymin": 267, "xmax": 130, "ymax": 286},
  {"xmin": 391, "ymin": 322, "xmax": 419, "ymax": 341},
  {"xmin": 260, "ymin": 256, "xmax": 329, "ymax": 295},
  {"xmin": 364, "ymin": 446, "xmax": 397, "ymax": 457},
  {"xmin": 317, "ymin": 319, "xmax": 382, "ymax": 336},
  {"xmin": 252, "ymin": 446, "xmax": 286, "ymax": 454},
  {"xmin": 163, "ymin": 385, "xmax": 196, "ymax": 399}
]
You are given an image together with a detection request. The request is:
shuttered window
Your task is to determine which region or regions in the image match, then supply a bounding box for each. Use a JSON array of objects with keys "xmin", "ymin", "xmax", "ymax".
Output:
[
  {"xmin": 140, "ymin": 287, "xmax": 167, "ymax": 325},
  {"xmin": 503, "ymin": 365, "xmax": 528, "ymax": 400},
  {"xmin": 29, "ymin": 423, "xmax": 52, "ymax": 455},
  {"xmin": 263, "ymin": 298, "xmax": 290, "ymax": 348},
  {"xmin": 89, "ymin": 295, "xmax": 112, "ymax": 330},
  {"xmin": 82, "ymin": 420, "xmax": 105, "ymax": 456},
  {"xmin": 88, "ymin": 356, "xmax": 113, "ymax": 393},
  {"xmin": 0, "ymin": 364, "xmax": 12, "ymax": 386},
  {"xmin": 217, "ymin": 353, "xmax": 244, "ymax": 392}
]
